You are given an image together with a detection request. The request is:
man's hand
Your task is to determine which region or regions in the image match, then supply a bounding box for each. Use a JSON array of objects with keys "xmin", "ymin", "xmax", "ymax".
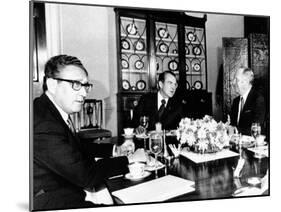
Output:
[
  {"xmin": 127, "ymin": 148, "xmax": 147, "ymax": 164},
  {"xmin": 135, "ymin": 125, "xmax": 145, "ymax": 135},
  {"xmin": 114, "ymin": 139, "xmax": 135, "ymax": 157}
]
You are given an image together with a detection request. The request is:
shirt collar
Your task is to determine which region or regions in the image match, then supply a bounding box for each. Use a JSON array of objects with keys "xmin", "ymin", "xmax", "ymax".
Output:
[
  {"xmin": 157, "ymin": 91, "xmax": 168, "ymax": 109},
  {"xmin": 45, "ymin": 91, "xmax": 69, "ymax": 124}
]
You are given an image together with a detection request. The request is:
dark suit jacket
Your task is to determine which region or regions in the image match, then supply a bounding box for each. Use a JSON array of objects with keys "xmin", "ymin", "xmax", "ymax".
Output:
[
  {"xmin": 230, "ymin": 87, "xmax": 266, "ymax": 135},
  {"xmin": 33, "ymin": 94, "xmax": 129, "ymax": 211},
  {"xmin": 132, "ymin": 92, "xmax": 183, "ymax": 131}
]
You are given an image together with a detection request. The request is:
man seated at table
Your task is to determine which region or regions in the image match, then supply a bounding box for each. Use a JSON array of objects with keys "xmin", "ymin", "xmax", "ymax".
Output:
[
  {"xmin": 133, "ymin": 70, "xmax": 183, "ymax": 133},
  {"xmin": 230, "ymin": 67, "xmax": 266, "ymax": 135},
  {"xmin": 33, "ymin": 54, "xmax": 146, "ymax": 211}
]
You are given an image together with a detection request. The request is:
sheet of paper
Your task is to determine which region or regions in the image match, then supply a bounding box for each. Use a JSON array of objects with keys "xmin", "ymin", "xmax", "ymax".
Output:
[
  {"xmin": 247, "ymin": 146, "xmax": 268, "ymax": 157},
  {"xmin": 112, "ymin": 175, "xmax": 195, "ymax": 204},
  {"xmin": 180, "ymin": 149, "xmax": 239, "ymax": 163},
  {"xmin": 232, "ymin": 186, "xmax": 264, "ymax": 197}
]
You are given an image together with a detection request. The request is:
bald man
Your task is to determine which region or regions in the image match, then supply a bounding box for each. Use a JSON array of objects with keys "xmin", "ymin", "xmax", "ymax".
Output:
[{"xmin": 230, "ymin": 67, "xmax": 266, "ymax": 135}]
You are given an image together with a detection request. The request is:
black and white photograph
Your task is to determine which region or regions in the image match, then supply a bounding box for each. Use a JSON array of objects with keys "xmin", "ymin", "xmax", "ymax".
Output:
[
  {"xmin": 28, "ymin": 0, "xmax": 272, "ymax": 211},
  {"xmin": 2, "ymin": 0, "xmax": 280, "ymax": 212}
]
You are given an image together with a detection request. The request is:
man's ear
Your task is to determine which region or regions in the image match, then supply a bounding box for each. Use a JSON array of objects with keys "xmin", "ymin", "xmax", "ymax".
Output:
[
  {"xmin": 46, "ymin": 78, "xmax": 57, "ymax": 94},
  {"xmin": 158, "ymin": 81, "xmax": 163, "ymax": 90}
]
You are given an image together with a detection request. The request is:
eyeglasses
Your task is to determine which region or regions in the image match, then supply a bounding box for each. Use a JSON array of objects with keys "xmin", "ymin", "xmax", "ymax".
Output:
[{"xmin": 52, "ymin": 77, "xmax": 93, "ymax": 93}]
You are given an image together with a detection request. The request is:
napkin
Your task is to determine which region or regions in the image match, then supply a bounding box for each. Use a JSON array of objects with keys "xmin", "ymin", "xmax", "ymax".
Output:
[
  {"xmin": 168, "ymin": 144, "xmax": 180, "ymax": 157},
  {"xmin": 145, "ymin": 156, "xmax": 165, "ymax": 171},
  {"xmin": 112, "ymin": 175, "xmax": 195, "ymax": 204},
  {"xmin": 247, "ymin": 146, "xmax": 268, "ymax": 157},
  {"xmin": 232, "ymin": 186, "xmax": 264, "ymax": 197}
]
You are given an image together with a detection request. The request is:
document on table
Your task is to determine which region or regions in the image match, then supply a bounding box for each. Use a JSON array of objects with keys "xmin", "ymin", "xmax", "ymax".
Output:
[
  {"xmin": 180, "ymin": 149, "xmax": 239, "ymax": 163},
  {"xmin": 112, "ymin": 175, "xmax": 195, "ymax": 204}
]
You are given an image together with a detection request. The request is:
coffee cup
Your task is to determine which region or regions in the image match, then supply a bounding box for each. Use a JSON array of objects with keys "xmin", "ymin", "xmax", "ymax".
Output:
[
  {"xmin": 124, "ymin": 128, "xmax": 134, "ymax": 136},
  {"xmin": 128, "ymin": 162, "xmax": 145, "ymax": 178}
]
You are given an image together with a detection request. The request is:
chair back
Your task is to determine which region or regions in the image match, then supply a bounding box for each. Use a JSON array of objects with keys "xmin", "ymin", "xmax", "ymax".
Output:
[{"xmin": 70, "ymin": 99, "xmax": 103, "ymax": 132}]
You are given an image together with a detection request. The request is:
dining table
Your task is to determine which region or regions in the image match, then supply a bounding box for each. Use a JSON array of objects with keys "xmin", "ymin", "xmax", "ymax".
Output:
[{"xmin": 104, "ymin": 133, "xmax": 269, "ymax": 205}]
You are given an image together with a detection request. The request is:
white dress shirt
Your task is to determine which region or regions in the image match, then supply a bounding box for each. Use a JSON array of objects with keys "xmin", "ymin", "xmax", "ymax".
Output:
[
  {"xmin": 157, "ymin": 92, "xmax": 169, "ymax": 110},
  {"xmin": 237, "ymin": 86, "xmax": 252, "ymax": 124}
]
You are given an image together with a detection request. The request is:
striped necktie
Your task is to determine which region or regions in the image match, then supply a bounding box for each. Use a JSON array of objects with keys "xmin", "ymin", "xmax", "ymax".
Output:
[{"xmin": 158, "ymin": 99, "xmax": 166, "ymax": 120}]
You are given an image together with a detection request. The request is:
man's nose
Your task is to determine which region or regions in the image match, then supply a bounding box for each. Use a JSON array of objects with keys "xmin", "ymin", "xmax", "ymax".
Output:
[{"xmin": 79, "ymin": 86, "xmax": 87, "ymax": 97}]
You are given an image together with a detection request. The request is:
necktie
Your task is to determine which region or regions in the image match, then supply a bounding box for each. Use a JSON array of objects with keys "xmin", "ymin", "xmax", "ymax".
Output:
[
  {"xmin": 237, "ymin": 97, "xmax": 244, "ymax": 124},
  {"xmin": 67, "ymin": 116, "xmax": 76, "ymax": 134},
  {"xmin": 158, "ymin": 99, "xmax": 166, "ymax": 121}
]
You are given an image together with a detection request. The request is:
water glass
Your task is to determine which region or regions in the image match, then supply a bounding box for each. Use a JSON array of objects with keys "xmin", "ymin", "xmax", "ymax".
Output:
[
  {"xmin": 149, "ymin": 132, "xmax": 163, "ymax": 178},
  {"xmin": 140, "ymin": 116, "xmax": 149, "ymax": 149},
  {"xmin": 140, "ymin": 116, "xmax": 149, "ymax": 130},
  {"xmin": 251, "ymin": 122, "xmax": 261, "ymax": 140}
]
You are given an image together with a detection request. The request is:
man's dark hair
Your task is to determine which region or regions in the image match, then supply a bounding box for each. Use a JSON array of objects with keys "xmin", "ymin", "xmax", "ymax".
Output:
[
  {"xmin": 158, "ymin": 70, "xmax": 177, "ymax": 83},
  {"xmin": 42, "ymin": 54, "xmax": 88, "ymax": 91}
]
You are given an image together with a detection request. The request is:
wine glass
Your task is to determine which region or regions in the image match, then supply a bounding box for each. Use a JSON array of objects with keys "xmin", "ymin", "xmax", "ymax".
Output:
[
  {"xmin": 149, "ymin": 132, "xmax": 163, "ymax": 178},
  {"xmin": 251, "ymin": 122, "xmax": 261, "ymax": 146},
  {"xmin": 140, "ymin": 116, "xmax": 149, "ymax": 149},
  {"xmin": 140, "ymin": 116, "xmax": 149, "ymax": 132}
]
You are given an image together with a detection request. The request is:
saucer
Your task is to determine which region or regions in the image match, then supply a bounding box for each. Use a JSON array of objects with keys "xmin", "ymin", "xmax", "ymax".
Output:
[
  {"xmin": 256, "ymin": 141, "xmax": 267, "ymax": 147},
  {"xmin": 232, "ymin": 186, "xmax": 261, "ymax": 197},
  {"xmin": 247, "ymin": 177, "xmax": 261, "ymax": 186},
  {"xmin": 125, "ymin": 171, "xmax": 151, "ymax": 181},
  {"xmin": 135, "ymin": 134, "xmax": 149, "ymax": 139},
  {"xmin": 122, "ymin": 134, "xmax": 135, "ymax": 139},
  {"xmin": 145, "ymin": 163, "xmax": 165, "ymax": 171}
]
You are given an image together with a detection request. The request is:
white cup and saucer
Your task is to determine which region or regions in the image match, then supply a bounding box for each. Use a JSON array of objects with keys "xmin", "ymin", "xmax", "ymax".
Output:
[
  {"xmin": 125, "ymin": 162, "xmax": 150, "ymax": 180},
  {"xmin": 122, "ymin": 128, "xmax": 135, "ymax": 139}
]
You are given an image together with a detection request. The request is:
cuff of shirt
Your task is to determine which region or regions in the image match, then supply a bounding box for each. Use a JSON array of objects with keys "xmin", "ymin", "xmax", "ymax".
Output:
[{"xmin": 112, "ymin": 144, "xmax": 118, "ymax": 157}]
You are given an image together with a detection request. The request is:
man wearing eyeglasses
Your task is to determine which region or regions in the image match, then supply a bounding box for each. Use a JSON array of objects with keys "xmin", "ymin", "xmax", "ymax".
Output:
[{"xmin": 33, "ymin": 55, "xmax": 145, "ymax": 210}]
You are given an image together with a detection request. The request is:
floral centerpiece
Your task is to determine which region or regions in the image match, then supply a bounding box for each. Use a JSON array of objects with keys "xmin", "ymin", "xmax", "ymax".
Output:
[{"xmin": 176, "ymin": 115, "xmax": 231, "ymax": 154}]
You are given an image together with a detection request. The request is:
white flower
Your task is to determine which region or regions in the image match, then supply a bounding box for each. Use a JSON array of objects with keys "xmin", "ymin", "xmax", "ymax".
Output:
[
  {"xmin": 176, "ymin": 116, "xmax": 230, "ymax": 153},
  {"xmin": 179, "ymin": 131, "xmax": 189, "ymax": 144},
  {"xmin": 198, "ymin": 139, "xmax": 208, "ymax": 153},
  {"xmin": 186, "ymin": 132, "xmax": 196, "ymax": 146},
  {"xmin": 197, "ymin": 127, "xmax": 207, "ymax": 139},
  {"xmin": 189, "ymin": 124, "xmax": 197, "ymax": 132}
]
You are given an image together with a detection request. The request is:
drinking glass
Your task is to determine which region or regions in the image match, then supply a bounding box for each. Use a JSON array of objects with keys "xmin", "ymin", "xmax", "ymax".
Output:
[
  {"xmin": 251, "ymin": 122, "xmax": 261, "ymax": 140},
  {"xmin": 140, "ymin": 116, "xmax": 149, "ymax": 131},
  {"xmin": 149, "ymin": 132, "xmax": 163, "ymax": 178},
  {"xmin": 140, "ymin": 116, "xmax": 149, "ymax": 149}
]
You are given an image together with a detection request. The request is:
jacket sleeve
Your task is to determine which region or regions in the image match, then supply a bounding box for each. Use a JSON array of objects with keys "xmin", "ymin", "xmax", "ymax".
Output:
[
  {"xmin": 253, "ymin": 93, "xmax": 266, "ymax": 126},
  {"xmin": 34, "ymin": 120, "xmax": 129, "ymax": 190},
  {"xmin": 230, "ymin": 98, "xmax": 238, "ymax": 127}
]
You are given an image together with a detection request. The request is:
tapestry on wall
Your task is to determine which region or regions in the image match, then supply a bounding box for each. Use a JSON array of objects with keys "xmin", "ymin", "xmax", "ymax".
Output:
[{"xmin": 222, "ymin": 38, "xmax": 248, "ymax": 117}]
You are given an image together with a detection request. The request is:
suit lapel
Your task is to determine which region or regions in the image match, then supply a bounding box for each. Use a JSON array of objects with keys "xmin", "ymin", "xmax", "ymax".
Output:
[
  {"xmin": 241, "ymin": 87, "xmax": 254, "ymax": 113},
  {"xmin": 152, "ymin": 93, "xmax": 158, "ymax": 113},
  {"xmin": 41, "ymin": 93, "xmax": 79, "ymax": 142},
  {"xmin": 165, "ymin": 98, "xmax": 172, "ymax": 112}
]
